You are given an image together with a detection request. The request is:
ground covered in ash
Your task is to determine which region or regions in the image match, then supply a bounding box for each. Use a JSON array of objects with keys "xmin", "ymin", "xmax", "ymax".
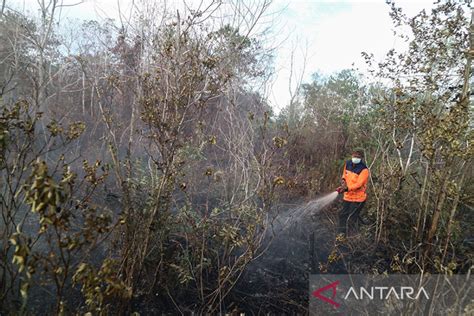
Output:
[
  {"xmin": 230, "ymin": 198, "xmax": 340, "ymax": 314},
  {"xmin": 229, "ymin": 194, "xmax": 385, "ymax": 314}
]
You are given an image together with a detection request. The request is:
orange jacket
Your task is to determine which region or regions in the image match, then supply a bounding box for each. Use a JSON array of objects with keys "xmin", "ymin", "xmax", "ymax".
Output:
[{"xmin": 342, "ymin": 160, "xmax": 369, "ymax": 202}]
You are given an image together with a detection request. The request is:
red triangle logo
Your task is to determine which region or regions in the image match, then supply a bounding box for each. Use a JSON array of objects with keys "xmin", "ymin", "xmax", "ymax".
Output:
[{"xmin": 312, "ymin": 280, "xmax": 340, "ymax": 308}]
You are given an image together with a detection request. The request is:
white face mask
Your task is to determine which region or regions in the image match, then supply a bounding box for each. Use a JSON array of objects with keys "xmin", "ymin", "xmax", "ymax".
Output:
[{"xmin": 352, "ymin": 157, "xmax": 361, "ymax": 164}]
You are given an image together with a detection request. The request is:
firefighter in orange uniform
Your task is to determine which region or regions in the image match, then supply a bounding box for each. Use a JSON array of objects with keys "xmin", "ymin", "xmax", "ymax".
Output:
[{"xmin": 336, "ymin": 149, "xmax": 369, "ymax": 236}]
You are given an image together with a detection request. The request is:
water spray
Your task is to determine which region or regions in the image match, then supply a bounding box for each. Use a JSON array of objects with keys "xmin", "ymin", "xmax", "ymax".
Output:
[{"xmin": 272, "ymin": 191, "xmax": 339, "ymax": 233}]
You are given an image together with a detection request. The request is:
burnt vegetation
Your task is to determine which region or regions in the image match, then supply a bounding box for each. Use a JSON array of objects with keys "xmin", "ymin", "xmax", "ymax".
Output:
[{"xmin": 0, "ymin": 0, "xmax": 473, "ymax": 314}]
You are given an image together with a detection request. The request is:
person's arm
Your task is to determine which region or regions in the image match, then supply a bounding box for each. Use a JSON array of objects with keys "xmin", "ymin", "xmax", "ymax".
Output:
[
  {"xmin": 339, "ymin": 162, "xmax": 348, "ymax": 192},
  {"xmin": 347, "ymin": 168, "xmax": 369, "ymax": 191}
]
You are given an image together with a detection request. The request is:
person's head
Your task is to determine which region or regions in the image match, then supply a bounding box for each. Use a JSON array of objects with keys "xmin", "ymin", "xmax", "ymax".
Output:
[{"xmin": 351, "ymin": 149, "xmax": 364, "ymax": 164}]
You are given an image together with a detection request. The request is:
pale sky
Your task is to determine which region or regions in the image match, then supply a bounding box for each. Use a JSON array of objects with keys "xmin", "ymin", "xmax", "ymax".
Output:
[
  {"xmin": 10, "ymin": 0, "xmax": 435, "ymax": 112},
  {"xmin": 267, "ymin": 0, "xmax": 433, "ymax": 112}
]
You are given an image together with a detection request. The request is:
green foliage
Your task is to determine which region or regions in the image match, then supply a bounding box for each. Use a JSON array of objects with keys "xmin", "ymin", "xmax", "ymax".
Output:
[
  {"xmin": 276, "ymin": 69, "xmax": 372, "ymax": 198},
  {"xmin": 73, "ymin": 259, "xmax": 132, "ymax": 314},
  {"xmin": 363, "ymin": 1, "xmax": 473, "ymax": 272},
  {"xmin": 0, "ymin": 98, "xmax": 121, "ymax": 313}
]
